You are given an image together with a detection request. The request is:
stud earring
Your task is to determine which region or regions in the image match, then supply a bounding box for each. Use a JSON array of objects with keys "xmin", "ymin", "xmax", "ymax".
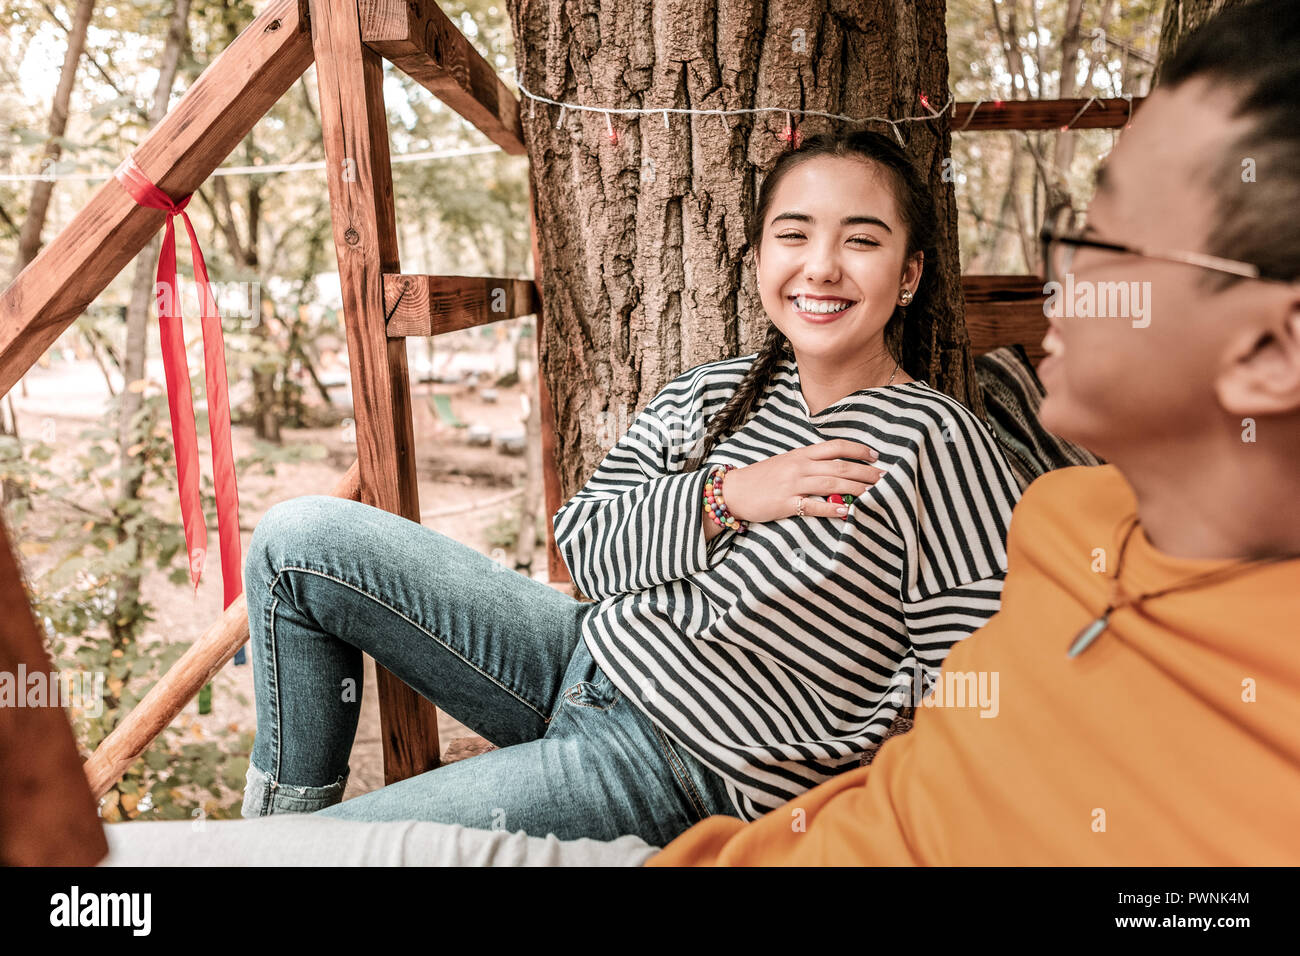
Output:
[{"xmin": 899, "ymin": 289, "xmax": 914, "ymax": 305}]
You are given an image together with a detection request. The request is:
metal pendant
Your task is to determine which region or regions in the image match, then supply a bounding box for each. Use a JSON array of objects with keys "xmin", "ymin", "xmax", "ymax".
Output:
[{"xmin": 1067, "ymin": 612, "xmax": 1110, "ymax": 658}]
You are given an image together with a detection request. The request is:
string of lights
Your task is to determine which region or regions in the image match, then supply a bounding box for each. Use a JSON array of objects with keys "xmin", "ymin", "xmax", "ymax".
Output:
[
  {"xmin": 0, "ymin": 144, "xmax": 502, "ymax": 184},
  {"xmin": 499, "ymin": 66, "xmax": 1134, "ymax": 146},
  {"xmin": 2, "ymin": 71, "xmax": 1133, "ymax": 184}
]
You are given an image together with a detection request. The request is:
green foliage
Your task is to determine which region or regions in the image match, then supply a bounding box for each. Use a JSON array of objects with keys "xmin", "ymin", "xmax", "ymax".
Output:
[{"xmin": 0, "ymin": 383, "xmax": 259, "ymax": 822}]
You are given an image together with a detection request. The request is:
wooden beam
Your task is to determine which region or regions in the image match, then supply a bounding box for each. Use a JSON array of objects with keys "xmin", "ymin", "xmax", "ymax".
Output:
[
  {"xmin": 0, "ymin": 513, "xmax": 108, "ymax": 864},
  {"xmin": 83, "ymin": 461, "xmax": 362, "ymax": 800},
  {"xmin": 384, "ymin": 275, "xmax": 539, "ymax": 337},
  {"xmin": 310, "ymin": 0, "xmax": 442, "ymax": 785},
  {"xmin": 952, "ymin": 96, "xmax": 1144, "ymax": 132},
  {"xmin": 0, "ymin": 0, "xmax": 315, "ymax": 397},
  {"xmin": 360, "ymin": 0, "xmax": 525, "ymax": 155},
  {"xmin": 962, "ymin": 274, "xmax": 1050, "ymax": 362}
]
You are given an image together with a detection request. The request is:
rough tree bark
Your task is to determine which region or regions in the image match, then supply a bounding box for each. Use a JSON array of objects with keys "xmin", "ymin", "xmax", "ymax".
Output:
[{"xmin": 505, "ymin": 0, "xmax": 981, "ymax": 503}]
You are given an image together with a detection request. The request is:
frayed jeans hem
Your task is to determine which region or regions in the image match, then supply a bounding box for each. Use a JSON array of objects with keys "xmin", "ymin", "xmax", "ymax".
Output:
[{"xmin": 241, "ymin": 762, "xmax": 349, "ymax": 817}]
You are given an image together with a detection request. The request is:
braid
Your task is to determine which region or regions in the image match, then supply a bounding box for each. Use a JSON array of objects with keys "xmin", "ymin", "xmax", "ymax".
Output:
[{"xmin": 682, "ymin": 324, "xmax": 790, "ymax": 473}]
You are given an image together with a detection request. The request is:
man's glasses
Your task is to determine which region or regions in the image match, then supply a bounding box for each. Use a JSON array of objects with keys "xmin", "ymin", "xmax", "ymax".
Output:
[{"xmin": 1038, "ymin": 222, "xmax": 1292, "ymax": 287}]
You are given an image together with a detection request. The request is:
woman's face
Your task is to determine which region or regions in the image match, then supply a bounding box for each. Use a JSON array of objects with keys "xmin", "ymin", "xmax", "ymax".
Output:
[{"xmin": 755, "ymin": 155, "xmax": 921, "ymax": 364}]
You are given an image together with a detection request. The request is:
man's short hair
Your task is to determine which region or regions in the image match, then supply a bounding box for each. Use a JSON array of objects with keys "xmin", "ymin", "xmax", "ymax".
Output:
[{"xmin": 1158, "ymin": 0, "xmax": 1300, "ymax": 292}]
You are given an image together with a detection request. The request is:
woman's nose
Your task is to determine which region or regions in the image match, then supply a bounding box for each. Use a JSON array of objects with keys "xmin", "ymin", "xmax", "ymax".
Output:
[{"xmin": 801, "ymin": 241, "xmax": 841, "ymax": 282}]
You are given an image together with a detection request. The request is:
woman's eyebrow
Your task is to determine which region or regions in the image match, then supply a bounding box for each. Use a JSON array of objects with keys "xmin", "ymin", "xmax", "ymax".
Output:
[{"xmin": 770, "ymin": 212, "xmax": 893, "ymax": 233}]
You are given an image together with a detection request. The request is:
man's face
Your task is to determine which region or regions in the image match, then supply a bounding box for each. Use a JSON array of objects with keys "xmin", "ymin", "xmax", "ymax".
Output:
[{"xmin": 1037, "ymin": 77, "xmax": 1257, "ymax": 458}]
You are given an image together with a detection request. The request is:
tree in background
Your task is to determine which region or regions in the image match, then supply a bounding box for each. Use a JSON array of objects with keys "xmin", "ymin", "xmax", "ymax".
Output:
[
  {"xmin": 949, "ymin": 0, "xmax": 1163, "ymax": 274},
  {"xmin": 5, "ymin": 0, "xmax": 94, "ymax": 287}
]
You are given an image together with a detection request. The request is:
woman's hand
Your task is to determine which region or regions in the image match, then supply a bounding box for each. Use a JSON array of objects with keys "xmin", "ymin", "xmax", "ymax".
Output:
[{"xmin": 721, "ymin": 440, "xmax": 885, "ymax": 523}]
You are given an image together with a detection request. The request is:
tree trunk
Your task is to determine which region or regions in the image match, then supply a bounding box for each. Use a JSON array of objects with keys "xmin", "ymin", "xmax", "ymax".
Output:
[
  {"xmin": 111, "ymin": 0, "xmax": 194, "ymax": 648},
  {"xmin": 7, "ymin": 0, "xmax": 95, "ymax": 285},
  {"xmin": 1045, "ymin": 0, "xmax": 1086, "ymax": 231},
  {"xmin": 506, "ymin": 0, "xmax": 979, "ymax": 502},
  {"xmin": 1153, "ymin": 0, "xmax": 1254, "ymax": 87}
]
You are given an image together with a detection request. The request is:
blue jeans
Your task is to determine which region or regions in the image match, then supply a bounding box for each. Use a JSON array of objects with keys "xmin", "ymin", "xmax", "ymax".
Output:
[{"xmin": 241, "ymin": 495, "xmax": 739, "ymax": 847}]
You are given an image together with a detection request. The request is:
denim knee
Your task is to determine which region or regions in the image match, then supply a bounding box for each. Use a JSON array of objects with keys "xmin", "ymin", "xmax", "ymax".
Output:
[{"xmin": 245, "ymin": 495, "xmax": 342, "ymax": 590}]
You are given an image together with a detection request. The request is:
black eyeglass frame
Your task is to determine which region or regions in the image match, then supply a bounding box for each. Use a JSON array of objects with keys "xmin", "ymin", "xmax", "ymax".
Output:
[{"xmin": 1038, "ymin": 223, "xmax": 1295, "ymax": 287}]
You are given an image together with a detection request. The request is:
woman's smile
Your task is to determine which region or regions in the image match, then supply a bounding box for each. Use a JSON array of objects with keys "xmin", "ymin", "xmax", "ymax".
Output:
[{"xmin": 788, "ymin": 293, "xmax": 860, "ymax": 324}]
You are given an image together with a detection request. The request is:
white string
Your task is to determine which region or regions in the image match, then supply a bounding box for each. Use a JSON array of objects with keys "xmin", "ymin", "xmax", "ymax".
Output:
[
  {"xmin": 6, "ymin": 71, "xmax": 1133, "ymax": 186},
  {"xmin": 957, "ymin": 98, "xmax": 984, "ymax": 132},
  {"xmin": 0, "ymin": 145, "xmax": 503, "ymax": 184},
  {"xmin": 505, "ymin": 70, "xmax": 957, "ymax": 135},
  {"xmin": 1064, "ymin": 95, "xmax": 1098, "ymax": 130}
]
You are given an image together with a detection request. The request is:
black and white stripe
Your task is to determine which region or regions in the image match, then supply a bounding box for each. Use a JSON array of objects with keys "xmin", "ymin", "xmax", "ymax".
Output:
[{"xmin": 553, "ymin": 352, "xmax": 1022, "ymax": 820}]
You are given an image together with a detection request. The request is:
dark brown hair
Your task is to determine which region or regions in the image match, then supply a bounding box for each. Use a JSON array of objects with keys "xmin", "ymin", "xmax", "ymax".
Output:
[
  {"xmin": 683, "ymin": 129, "xmax": 939, "ymax": 472},
  {"xmin": 1158, "ymin": 0, "xmax": 1300, "ymax": 293}
]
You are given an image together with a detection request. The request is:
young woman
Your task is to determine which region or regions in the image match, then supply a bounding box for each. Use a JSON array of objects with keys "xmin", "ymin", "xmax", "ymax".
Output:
[{"xmin": 239, "ymin": 129, "xmax": 1021, "ymax": 845}]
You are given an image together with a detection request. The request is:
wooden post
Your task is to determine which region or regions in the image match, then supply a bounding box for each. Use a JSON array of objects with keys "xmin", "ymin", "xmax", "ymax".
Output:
[{"xmin": 308, "ymin": 0, "xmax": 441, "ymax": 783}]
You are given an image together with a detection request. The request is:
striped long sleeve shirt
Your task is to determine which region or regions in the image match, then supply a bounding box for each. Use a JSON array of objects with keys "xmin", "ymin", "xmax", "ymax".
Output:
[{"xmin": 552, "ymin": 352, "xmax": 1022, "ymax": 820}]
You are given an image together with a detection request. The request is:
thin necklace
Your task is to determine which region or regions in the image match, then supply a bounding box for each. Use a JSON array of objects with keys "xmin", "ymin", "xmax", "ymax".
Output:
[{"xmin": 1067, "ymin": 513, "xmax": 1300, "ymax": 658}]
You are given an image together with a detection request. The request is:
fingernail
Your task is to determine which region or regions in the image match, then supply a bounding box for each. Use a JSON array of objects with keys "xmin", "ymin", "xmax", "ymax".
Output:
[{"xmin": 836, "ymin": 506, "xmax": 847, "ymax": 515}]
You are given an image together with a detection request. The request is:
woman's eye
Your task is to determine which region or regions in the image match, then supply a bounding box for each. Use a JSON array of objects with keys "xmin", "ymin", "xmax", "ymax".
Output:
[{"xmin": 775, "ymin": 232, "xmax": 879, "ymax": 247}]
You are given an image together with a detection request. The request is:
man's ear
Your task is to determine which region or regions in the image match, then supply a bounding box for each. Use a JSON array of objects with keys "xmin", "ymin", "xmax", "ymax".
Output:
[{"xmin": 1215, "ymin": 297, "xmax": 1300, "ymax": 416}]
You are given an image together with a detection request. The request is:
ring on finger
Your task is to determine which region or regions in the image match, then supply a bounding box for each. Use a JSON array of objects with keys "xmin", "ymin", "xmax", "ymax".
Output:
[{"xmin": 797, "ymin": 495, "xmax": 806, "ymax": 518}]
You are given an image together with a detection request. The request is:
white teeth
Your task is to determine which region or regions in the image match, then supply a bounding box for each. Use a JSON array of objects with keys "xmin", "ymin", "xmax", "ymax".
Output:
[{"xmin": 793, "ymin": 296, "xmax": 853, "ymax": 314}]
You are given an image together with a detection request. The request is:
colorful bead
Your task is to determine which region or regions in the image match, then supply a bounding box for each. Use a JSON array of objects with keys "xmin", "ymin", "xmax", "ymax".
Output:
[{"xmin": 703, "ymin": 463, "xmax": 747, "ymax": 533}]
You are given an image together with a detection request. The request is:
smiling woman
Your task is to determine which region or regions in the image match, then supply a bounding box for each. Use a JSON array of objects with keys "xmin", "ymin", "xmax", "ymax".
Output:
[
  {"xmin": 222, "ymin": 129, "xmax": 1022, "ymax": 843},
  {"xmin": 582, "ymin": 128, "xmax": 1027, "ymax": 818}
]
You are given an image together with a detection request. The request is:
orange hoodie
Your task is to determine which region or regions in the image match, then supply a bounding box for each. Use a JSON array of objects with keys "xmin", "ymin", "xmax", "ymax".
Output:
[{"xmin": 648, "ymin": 464, "xmax": 1300, "ymax": 866}]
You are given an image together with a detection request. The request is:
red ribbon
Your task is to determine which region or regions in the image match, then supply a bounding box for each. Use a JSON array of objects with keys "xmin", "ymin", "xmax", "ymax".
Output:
[{"xmin": 113, "ymin": 153, "xmax": 242, "ymax": 611}]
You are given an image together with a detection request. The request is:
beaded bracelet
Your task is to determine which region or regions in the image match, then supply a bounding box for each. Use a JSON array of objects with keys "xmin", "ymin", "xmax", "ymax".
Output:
[{"xmin": 704, "ymin": 463, "xmax": 747, "ymax": 533}]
